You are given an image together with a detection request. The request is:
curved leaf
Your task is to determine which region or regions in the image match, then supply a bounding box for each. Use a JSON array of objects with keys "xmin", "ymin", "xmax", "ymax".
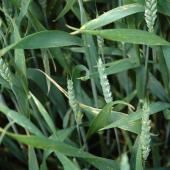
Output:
[
  {"xmin": 0, "ymin": 129, "xmax": 119, "ymax": 170},
  {"xmin": 101, "ymin": 102, "xmax": 170, "ymax": 131},
  {"xmin": 0, "ymin": 30, "xmax": 82, "ymax": 56},
  {"xmin": 87, "ymin": 102, "xmax": 113, "ymax": 138},
  {"xmin": 82, "ymin": 29, "xmax": 170, "ymax": 46},
  {"xmin": 0, "ymin": 104, "xmax": 43, "ymax": 137},
  {"xmin": 81, "ymin": 3, "xmax": 144, "ymax": 30},
  {"xmin": 55, "ymin": 0, "xmax": 76, "ymax": 20}
]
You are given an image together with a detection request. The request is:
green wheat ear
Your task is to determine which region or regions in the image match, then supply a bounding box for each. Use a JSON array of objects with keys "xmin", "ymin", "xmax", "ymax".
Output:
[
  {"xmin": 97, "ymin": 58, "xmax": 113, "ymax": 104},
  {"xmin": 145, "ymin": 0, "xmax": 157, "ymax": 32},
  {"xmin": 0, "ymin": 58, "xmax": 12, "ymax": 83},
  {"xmin": 140, "ymin": 101, "xmax": 151, "ymax": 161},
  {"xmin": 67, "ymin": 79, "xmax": 82, "ymax": 124}
]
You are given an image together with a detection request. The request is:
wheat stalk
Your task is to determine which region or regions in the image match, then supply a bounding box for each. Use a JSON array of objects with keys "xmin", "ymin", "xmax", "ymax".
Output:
[{"xmin": 145, "ymin": 0, "xmax": 157, "ymax": 32}]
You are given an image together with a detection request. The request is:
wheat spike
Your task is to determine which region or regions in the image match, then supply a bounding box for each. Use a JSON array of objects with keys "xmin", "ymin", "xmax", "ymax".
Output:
[
  {"xmin": 67, "ymin": 79, "xmax": 82, "ymax": 124},
  {"xmin": 145, "ymin": 0, "xmax": 157, "ymax": 32},
  {"xmin": 140, "ymin": 101, "xmax": 151, "ymax": 161},
  {"xmin": 0, "ymin": 58, "xmax": 12, "ymax": 83},
  {"xmin": 97, "ymin": 58, "xmax": 113, "ymax": 103}
]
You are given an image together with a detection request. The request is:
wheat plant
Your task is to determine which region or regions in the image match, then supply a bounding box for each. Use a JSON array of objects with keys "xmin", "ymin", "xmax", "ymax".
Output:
[{"xmin": 0, "ymin": 0, "xmax": 169, "ymax": 170}]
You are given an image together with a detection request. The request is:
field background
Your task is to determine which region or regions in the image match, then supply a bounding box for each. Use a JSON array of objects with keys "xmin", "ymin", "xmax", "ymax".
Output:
[{"xmin": 0, "ymin": 0, "xmax": 170, "ymax": 170}]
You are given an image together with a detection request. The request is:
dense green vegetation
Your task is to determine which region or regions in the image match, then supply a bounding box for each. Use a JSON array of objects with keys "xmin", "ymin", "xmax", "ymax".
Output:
[{"xmin": 0, "ymin": 0, "xmax": 170, "ymax": 169}]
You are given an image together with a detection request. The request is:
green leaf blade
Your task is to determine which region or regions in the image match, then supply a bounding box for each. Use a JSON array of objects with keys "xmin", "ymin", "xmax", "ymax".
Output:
[
  {"xmin": 15, "ymin": 30, "xmax": 82, "ymax": 49},
  {"xmin": 0, "ymin": 130, "xmax": 119, "ymax": 170},
  {"xmin": 83, "ymin": 29, "xmax": 170, "ymax": 46},
  {"xmin": 0, "ymin": 30, "xmax": 82, "ymax": 56},
  {"xmin": 87, "ymin": 102, "xmax": 113, "ymax": 138},
  {"xmin": 81, "ymin": 3, "xmax": 144, "ymax": 30}
]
